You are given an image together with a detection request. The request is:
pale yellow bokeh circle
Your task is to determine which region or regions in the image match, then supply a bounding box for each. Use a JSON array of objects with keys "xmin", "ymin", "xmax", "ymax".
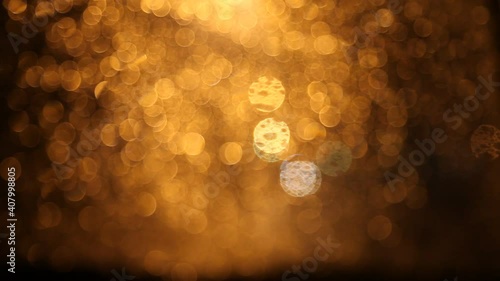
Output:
[
  {"xmin": 219, "ymin": 142, "xmax": 243, "ymax": 165},
  {"xmin": 253, "ymin": 118, "xmax": 290, "ymax": 162},
  {"xmin": 248, "ymin": 76, "xmax": 286, "ymax": 112}
]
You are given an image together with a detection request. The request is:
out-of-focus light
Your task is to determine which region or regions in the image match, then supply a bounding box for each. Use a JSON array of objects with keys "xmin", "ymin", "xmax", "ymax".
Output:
[
  {"xmin": 315, "ymin": 141, "xmax": 352, "ymax": 177},
  {"xmin": 248, "ymin": 76, "xmax": 285, "ymax": 112},
  {"xmin": 470, "ymin": 124, "xmax": 499, "ymax": 159},
  {"xmin": 280, "ymin": 158, "xmax": 321, "ymax": 197},
  {"xmin": 253, "ymin": 118, "xmax": 290, "ymax": 162}
]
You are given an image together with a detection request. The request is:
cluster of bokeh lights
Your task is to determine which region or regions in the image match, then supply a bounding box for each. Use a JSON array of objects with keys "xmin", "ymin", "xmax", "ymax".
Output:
[
  {"xmin": 1, "ymin": 0, "xmax": 499, "ymax": 279},
  {"xmin": 248, "ymin": 76, "xmax": 331, "ymax": 197},
  {"xmin": 248, "ymin": 76, "xmax": 352, "ymax": 197}
]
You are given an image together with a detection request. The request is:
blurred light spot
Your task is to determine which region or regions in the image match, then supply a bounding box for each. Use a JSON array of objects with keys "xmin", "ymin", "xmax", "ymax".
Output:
[
  {"xmin": 315, "ymin": 141, "xmax": 352, "ymax": 177},
  {"xmin": 248, "ymin": 76, "xmax": 285, "ymax": 112},
  {"xmin": 37, "ymin": 202, "xmax": 62, "ymax": 228},
  {"xmin": 136, "ymin": 192, "xmax": 157, "ymax": 217},
  {"xmin": 253, "ymin": 118, "xmax": 290, "ymax": 162},
  {"xmin": 470, "ymin": 124, "xmax": 499, "ymax": 159},
  {"xmin": 219, "ymin": 142, "xmax": 243, "ymax": 165},
  {"xmin": 183, "ymin": 132, "xmax": 205, "ymax": 156},
  {"xmin": 0, "ymin": 157, "xmax": 22, "ymax": 180},
  {"xmin": 280, "ymin": 158, "xmax": 321, "ymax": 197}
]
